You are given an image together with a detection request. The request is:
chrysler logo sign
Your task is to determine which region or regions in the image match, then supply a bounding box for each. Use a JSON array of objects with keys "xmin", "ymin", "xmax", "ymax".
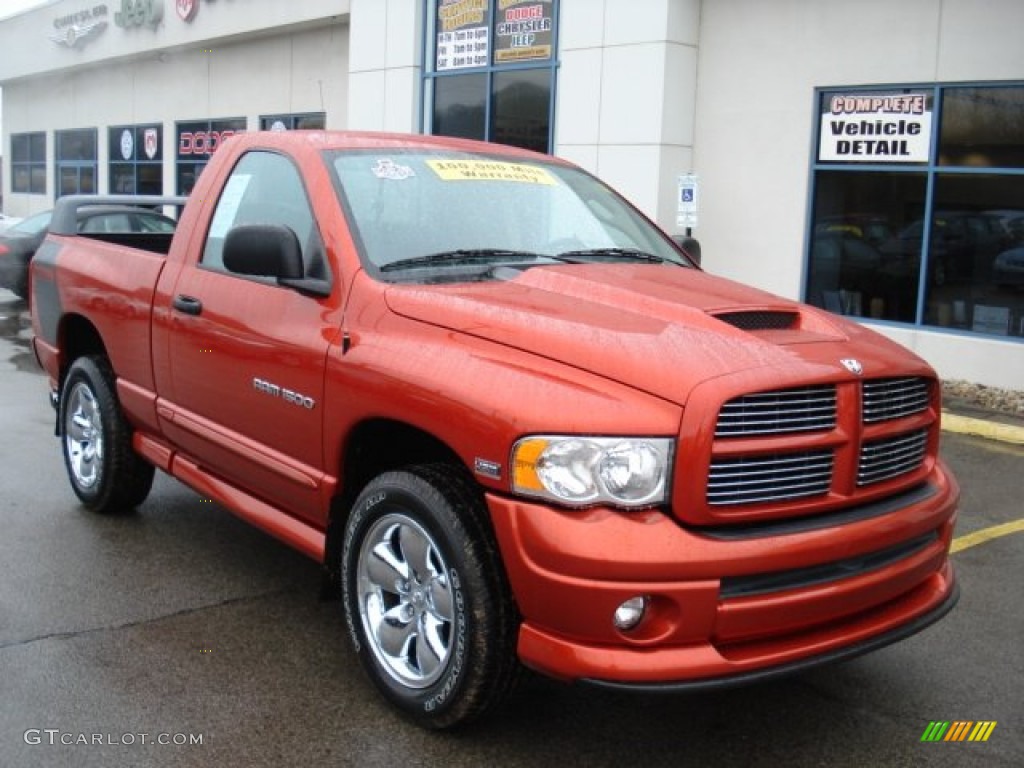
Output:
[
  {"xmin": 841, "ymin": 358, "xmax": 864, "ymax": 376},
  {"xmin": 50, "ymin": 5, "xmax": 109, "ymax": 48},
  {"xmin": 177, "ymin": 0, "xmax": 199, "ymax": 22}
]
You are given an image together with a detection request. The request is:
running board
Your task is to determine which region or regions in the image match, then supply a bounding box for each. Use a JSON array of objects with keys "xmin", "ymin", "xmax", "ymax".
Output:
[
  {"xmin": 133, "ymin": 429, "xmax": 326, "ymax": 562},
  {"xmin": 172, "ymin": 455, "xmax": 326, "ymax": 562}
]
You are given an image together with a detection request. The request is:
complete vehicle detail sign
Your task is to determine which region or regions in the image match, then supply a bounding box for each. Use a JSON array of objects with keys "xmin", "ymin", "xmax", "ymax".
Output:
[{"xmin": 819, "ymin": 91, "xmax": 932, "ymax": 163}]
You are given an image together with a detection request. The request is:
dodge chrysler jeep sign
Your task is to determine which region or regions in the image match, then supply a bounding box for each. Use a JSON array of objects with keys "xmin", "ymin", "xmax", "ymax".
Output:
[{"xmin": 819, "ymin": 91, "xmax": 932, "ymax": 163}]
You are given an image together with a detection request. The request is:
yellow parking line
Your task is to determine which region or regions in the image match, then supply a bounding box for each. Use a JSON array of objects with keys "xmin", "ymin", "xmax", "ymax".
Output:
[
  {"xmin": 951, "ymin": 519, "xmax": 1024, "ymax": 554},
  {"xmin": 941, "ymin": 412, "xmax": 1024, "ymax": 445}
]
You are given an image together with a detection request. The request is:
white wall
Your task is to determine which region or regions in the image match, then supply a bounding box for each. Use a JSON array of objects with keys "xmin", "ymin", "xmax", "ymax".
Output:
[
  {"xmin": 694, "ymin": 0, "xmax": 1024, "ymax": 389},
  {"xmin": 347, "ymin": 0, "xmax": 424, "ymax": 132},
  {"xmin": 555, "ymin": 0, "xmax": 700, "ymax": 229}
]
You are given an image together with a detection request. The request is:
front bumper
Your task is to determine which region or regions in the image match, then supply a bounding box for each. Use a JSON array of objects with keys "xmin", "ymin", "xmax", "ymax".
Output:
[{"xmin": 486, "ymin": 462, "xmax": 958, "ymax": 686}]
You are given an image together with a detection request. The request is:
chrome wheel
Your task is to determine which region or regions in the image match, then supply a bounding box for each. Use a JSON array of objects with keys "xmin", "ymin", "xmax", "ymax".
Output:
[
  {"xmin": 356, "ymin": 513, "xmax": 454, "ymax": 689},
  {"xmin": 58, "ymin": 356, "xmax": 155, "ymax": 513},
  {"xmin": 342, "ymin": 467, "xmax": 519, "ymax": 728},
  {"xmin": 64, "ymin": 380, "xmax": 104, "ymax": 491}
]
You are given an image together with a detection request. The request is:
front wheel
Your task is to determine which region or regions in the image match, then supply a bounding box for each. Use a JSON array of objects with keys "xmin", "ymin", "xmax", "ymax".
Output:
[
  {"xmin": 341, "ymin": 465, "xmax": 518, "ymax": 729},
  {"xmin": 60, "ymin": 355, "xmax": 155, "ymax": 514}
]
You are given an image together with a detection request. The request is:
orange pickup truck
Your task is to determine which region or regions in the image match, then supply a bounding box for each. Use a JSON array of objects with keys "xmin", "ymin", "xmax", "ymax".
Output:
[{"xmin": 30, "ymin": 131, "xmax": 958, "ymax": 728}]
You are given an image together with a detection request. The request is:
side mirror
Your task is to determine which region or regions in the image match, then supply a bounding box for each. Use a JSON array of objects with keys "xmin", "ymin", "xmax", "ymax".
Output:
[
  {"xmin": 672, "ymin": 235, "xmax": 701, "ymax": 266},
  {"xmin": 223, "ymin": 224, "xmax": 303, "ymax": 280}
]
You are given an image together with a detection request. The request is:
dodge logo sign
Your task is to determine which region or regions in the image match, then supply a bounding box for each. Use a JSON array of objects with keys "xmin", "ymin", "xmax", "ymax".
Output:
[
  {"xmin": 144, "ymin": 128, "xmax": 159, "ymax": 159},
  {"xmin": 177, "ymin": 0, "xmax": 199, "ymax": 22},
  {"xmin": 841, "ymin": 358, "xmax": 864, "ymax": 376}
]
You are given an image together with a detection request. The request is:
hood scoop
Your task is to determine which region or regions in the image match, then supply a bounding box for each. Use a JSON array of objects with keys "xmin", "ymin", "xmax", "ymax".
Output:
[
  {"xmin": 712, "ymin": 310, "xmax": 799, "ymax": 331},
  {"xmin": 709, "ymin": 307, "xmax": 846, "ymax": 345}
]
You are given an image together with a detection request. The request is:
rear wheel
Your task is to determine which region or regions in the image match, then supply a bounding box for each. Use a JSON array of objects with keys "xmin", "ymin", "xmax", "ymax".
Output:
[
  {"xmin": 60, "ymin": 355, "xmax": 154, "ymax": 514},
  {"xmin": 341, "ymin": 465, "xmax": 518, "ymax": 729}
]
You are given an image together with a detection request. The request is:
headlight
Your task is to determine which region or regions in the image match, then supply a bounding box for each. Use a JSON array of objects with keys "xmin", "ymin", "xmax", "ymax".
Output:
[{"xmin": 512, "ymin": 436, "xmax": 673, "ymax": 509}]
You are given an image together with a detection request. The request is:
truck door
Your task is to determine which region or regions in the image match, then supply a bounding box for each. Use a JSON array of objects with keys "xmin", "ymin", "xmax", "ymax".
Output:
[{"xmin": 160, "ymin": 149, "xmax": 339, "ymax": 525}]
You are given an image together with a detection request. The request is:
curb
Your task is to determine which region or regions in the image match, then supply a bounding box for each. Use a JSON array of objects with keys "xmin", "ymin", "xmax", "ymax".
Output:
[{"xmin": 941, "ymin": 410, "xmax": 1024, "ymax": 445}]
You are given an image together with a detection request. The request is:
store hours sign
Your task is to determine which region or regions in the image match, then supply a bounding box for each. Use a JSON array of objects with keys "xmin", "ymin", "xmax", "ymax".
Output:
[
  {"xmin": 819, "ymin": 92, "xmax": 933, "ymax": 163},
  {"xmin": 435, "ymin": 1, "xmax": 555, "ymax": 70},
  {"xmin": 436, "ymin": 0, "xmax": 490, "ymax": 71}
]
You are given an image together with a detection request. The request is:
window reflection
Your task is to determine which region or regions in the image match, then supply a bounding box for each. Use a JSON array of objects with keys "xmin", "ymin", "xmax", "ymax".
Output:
[
  {"xmin": 940, "ymin": 87, "xmax": 1024, "ymax": 168},
  {"xmin": 11, "ymin": 131, "xmax": 47, "ymax": 194},
  {"xmin": 924, "ymin": 174, "xmax": 1024, "ymax": 337},
  {"xmin": 806, "ymin": 171, "xmax": 926, "ymax": 322},
  {"xmin": 433, "ymin": 73, "xmax": 487, "ymax": 141},
  {"xmin": 490, "ymin": 69, "xmax": 550, "ymax": 153},
  {"xmin": 55, "ymin": 129, "xmax": 98, "ymax": 198}
]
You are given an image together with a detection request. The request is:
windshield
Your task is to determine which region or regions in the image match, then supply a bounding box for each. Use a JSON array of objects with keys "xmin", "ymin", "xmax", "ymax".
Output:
[{"xmin": 327, "ymin": 150, "xmax": 689, "ymax": 278}]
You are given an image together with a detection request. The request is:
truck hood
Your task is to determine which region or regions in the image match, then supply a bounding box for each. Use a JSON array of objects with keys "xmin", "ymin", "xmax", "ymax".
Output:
[{"xmin": 384, "ymin": 264, "xmax": 927, "ymax": 405}]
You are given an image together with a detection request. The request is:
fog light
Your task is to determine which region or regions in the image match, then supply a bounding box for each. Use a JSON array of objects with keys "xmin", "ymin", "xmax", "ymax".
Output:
[{"xmin": 613, "ymin": 596, "xmax": 648, "ymax": 631}]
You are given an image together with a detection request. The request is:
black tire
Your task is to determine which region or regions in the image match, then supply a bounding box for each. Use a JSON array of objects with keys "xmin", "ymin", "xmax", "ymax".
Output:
[
  {"xmin": 60, "ymin": 355, "xmax": 155, "ymax": 514},
  {"xmin": 341, "ymin": 465, "xmax": 519, "ymax": 729}
]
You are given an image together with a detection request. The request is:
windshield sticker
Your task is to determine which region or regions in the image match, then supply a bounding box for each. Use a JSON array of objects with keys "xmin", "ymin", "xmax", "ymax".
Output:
[
  {"xmin": 372, "ymin": 158, "xmax": 416, "ymax": 180},
  {"xmin": 426, "ymin": 159, "xmax": 555, "ymax": 185}
]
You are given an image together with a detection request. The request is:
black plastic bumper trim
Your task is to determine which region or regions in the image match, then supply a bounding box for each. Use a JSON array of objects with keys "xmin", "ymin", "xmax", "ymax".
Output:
[{"xmin": 719, "ymin": 531, "xmax": 938, "ymax": 599}]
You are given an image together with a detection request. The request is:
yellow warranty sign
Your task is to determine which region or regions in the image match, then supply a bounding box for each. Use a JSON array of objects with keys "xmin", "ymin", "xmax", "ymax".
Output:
[{"xmin": 426, "ymin": 159, "xmax": 556, "ymax": 185}]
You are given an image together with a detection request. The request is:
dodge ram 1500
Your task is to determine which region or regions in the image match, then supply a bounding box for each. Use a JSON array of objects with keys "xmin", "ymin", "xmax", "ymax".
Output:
[{"xmin": 31, "ymin": 130, "xmax": 958, "ymax": 728}]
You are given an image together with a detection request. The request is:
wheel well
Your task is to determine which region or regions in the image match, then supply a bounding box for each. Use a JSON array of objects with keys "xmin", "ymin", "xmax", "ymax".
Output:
[
  {"xmin": 59, "ymin": 315, "xmax": 107, "ymax": 381},
  {"xmin": 321, "ymin": 419, "xmax": 469, "ymax": 597}
]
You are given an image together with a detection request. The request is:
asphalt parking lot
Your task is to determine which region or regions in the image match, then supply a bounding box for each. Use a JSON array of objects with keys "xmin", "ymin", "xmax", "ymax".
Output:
[{"xmin": 1, "ymin": 291, "xmax": 1021, "ymax": 768}]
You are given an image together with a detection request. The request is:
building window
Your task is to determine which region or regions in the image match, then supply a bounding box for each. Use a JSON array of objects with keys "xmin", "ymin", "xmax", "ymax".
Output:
[
  {"xmin": 424, "ymin": 0, "xmax": 558, "ymax": 153},
  {"xmin": 175, "ymin": 117, "xmax": 247, "ymax": 195},
  {"xmin": 55, "ymin": 129, "xmax": 98, "ymax": 198},
  {"xmin": 806, "ymin": 84, "xmax": 1024, "ymax": 341},
  {"xmin": 259, "ymin": 112, "xmax": 326, "ymax": 131},
  {"xmin": 109, "ymin": 124, "xmax": 163, "ymax": 195},
  {"xmin": 11, "ymin": 132, "xmax": 47, "ymax": 194}
]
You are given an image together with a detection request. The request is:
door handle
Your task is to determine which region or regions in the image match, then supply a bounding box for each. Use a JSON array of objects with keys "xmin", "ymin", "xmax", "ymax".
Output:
[{"xmin": 173, "ymin": 295, "xmax": 203, "ymax": 316}]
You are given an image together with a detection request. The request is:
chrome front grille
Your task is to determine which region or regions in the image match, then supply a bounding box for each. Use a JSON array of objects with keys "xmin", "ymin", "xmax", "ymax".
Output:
[
  {"xmin": 707, "ymin": 449, "xmax": 834, "ymax": 506},
  {"xmin": 858, "ymin": 429, "xmax": 928, "ymax": 486},
  {"xmin": 863, "ymin": 377, "xmax": 930, "ymax": 423},
  {"xmin": 704, "ymin": 377, "xmax": 934, "ymax": 513},
  {"xmin": 715, "ymin": 385, "xmax": 837, "ymax": 437}
]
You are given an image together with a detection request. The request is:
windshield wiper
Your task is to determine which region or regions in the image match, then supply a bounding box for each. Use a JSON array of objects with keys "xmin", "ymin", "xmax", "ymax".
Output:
[
  {"xmin": 556, "ymin": 247, "xmax": 667, "ymax": 264},
  {"xmin": 380, "ymin": 248, "xmax": 564, "ymax": 272}
]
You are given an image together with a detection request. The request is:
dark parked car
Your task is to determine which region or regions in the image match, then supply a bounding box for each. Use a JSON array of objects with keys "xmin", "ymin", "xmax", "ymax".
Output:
[
  {"xmin": 993, "ymin": 246, "xmax": 1024, "ymax": 288},
  {"xmin": 880, "ymin": 211, "xmax": 1007, "ymax": 285},
  {"xmin": 0, "ymin": 205, "xmax": 177, "ymax": 299}
]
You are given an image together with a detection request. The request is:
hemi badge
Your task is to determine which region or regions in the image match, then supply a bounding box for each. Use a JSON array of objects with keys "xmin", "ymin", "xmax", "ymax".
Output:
[{"xmin": 474, "ymin": 458, "xmax": 502, "ymax": 479}]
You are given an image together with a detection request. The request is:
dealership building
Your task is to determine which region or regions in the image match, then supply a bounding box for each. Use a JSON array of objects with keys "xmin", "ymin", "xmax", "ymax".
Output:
[{"xmin": 1, "ymin": 0, "xmax": 1022, "ymax": 389}]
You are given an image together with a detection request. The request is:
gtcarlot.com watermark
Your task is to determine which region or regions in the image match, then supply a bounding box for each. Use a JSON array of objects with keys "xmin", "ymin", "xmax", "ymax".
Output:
[{"xmin": 24, "ymin": 729, "xmax": 203, "ymax": 747}]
